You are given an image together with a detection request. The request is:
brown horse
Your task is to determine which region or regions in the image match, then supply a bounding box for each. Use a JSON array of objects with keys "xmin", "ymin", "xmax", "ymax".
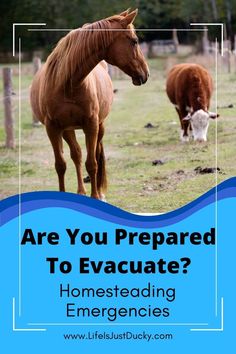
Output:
[{"xmin": 30, "ymin": 9, "xmax": 149, "ymax": 200}]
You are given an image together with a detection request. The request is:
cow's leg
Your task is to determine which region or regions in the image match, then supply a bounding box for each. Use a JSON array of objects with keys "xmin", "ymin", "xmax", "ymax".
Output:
[
  {"xmin": 46, "ymin": 122, "xmax": 66, "ymax": 191},
  {"xmin": 176, "ymin": 106, "xmax": 190, "ymax": 142},
  {"xmin": 181, "ymin": 120, "xmax": 190, "ymax": 142},
  {"xmin": 63, "ymin": 130, "xmax": 86, "ymax": 195},
  {"xmin": 189, "ymin": 122, "xmax": 193, "ymax": 138}
]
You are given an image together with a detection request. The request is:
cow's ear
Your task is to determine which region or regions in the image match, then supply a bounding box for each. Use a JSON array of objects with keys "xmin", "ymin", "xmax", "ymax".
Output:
[
  {"xmin": 183, "ymin": 113, "xmax": 191, "ymax": 121},
  {"xmin": 209, "ymin": 112, "xmax": 219, "ymax": 119}
]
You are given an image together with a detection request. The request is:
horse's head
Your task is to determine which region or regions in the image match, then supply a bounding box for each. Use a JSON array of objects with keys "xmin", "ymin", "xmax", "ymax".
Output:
[{"xmin": 104, "ymin": 9, "xmax": 149, "ymax": 86}]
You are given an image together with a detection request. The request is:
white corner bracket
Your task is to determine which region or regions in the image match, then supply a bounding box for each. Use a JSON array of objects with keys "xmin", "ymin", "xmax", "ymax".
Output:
[
  {"xmin": 190, "ymin": 23, "xmax": 224, "ymax": 56},
  {"xmin": 190, "ymin": 297, "xmax": 224, "ymax": 332},
  {"xmin": 13, "ymin": 23, "xmax": 47, "ymax": 56},
  {"xmin": 12, "ymin": 298, "xmax": 46, "ymax": 332}
]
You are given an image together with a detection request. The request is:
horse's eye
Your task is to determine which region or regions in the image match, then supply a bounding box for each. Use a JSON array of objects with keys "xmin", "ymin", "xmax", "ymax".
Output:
[{"xmin": 131, "ymin": 38, "xmax": 138, "ymax": 46}]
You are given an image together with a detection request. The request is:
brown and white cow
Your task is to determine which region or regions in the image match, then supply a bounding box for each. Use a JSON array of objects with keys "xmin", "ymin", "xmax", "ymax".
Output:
[{"xmin": 166, "ymin": 63, "xmax": 218, "ymax": 142}]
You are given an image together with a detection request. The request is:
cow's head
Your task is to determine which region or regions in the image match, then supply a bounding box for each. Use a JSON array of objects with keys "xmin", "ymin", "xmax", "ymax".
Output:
[{"xmin": 183, "ymin": 109, "xmax": 219, "ymax": 142}]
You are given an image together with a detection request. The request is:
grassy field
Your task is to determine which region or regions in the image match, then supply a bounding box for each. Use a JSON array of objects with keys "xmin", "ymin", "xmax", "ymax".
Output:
[{"xmin": 0, "ymin": 57, "xmax": 236, "ymax": 213}]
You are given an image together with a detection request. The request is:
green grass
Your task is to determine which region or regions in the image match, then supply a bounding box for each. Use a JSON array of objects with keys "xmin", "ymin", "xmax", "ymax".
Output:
[{"xmin": 0, "ymin": 58, "xmax": 236, "ymax": 212}]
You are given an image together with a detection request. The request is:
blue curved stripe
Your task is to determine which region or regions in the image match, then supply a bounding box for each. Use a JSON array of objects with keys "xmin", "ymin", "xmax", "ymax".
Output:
[{"xmin": 1, "ymin": 177, "xmax": 236, "ymax": 228}]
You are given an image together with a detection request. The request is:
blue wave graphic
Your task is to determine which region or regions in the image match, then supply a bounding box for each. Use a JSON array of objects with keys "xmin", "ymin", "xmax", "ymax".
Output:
[{"xmin": 1, "ymin": 177, "xmax": 236, "ymax": 228}]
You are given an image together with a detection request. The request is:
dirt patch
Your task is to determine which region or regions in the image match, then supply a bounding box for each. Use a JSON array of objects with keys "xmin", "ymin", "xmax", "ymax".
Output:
[
  {"xmin": 144, "ymin": 122, "xmax": 155, "ymax": 128},
  {"xmin": 176, "ymin": 169, "xmax": 185, "ymax": 175},
  {"xmin": 152, "ymin": 159, "xmax": 165, "ymax": 165},
  {"xmin": 194, "ymin": 166, "xmax": 221, "ymax": 174},
  {"xmin": 218, "ymin": 103, "xmax": 234, "ymax": 109},
  {"xmin": 143, "ymin": 184, "xmax": 159, "ymax": 192},
  {"xmin": 143, "ymin": 169, "xmax": 195, "ymax": 193}
]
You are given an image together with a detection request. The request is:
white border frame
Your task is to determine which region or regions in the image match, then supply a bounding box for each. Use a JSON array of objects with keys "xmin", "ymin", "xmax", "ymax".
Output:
[{"xmin": 13, "ymin": 22, "xmax": 224, "ymax": 332}]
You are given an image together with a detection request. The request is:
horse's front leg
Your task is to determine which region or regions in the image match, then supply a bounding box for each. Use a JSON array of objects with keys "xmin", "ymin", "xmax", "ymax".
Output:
[
  {"xmin": 46, "ymin": 121, "xmax": 66, "ymax": 191},
  {"xmin": 84, "ymin": 121, "xmax": 99, "ymax": 199},
  {"xmin": 63, "ymin": 130, "xmax": 86, "ymax": 195}
]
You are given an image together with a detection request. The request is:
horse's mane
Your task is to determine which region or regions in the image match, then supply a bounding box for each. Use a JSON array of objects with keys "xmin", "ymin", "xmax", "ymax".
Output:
[{"xmin": 42, "ymin": 15, "xmax": 123, "ymax": 94}]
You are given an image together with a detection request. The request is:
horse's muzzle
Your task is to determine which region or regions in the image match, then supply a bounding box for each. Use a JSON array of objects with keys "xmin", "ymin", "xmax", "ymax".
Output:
[{"xmin": 132, "ymin": 73, "xmax": 149, "ymax": 86}]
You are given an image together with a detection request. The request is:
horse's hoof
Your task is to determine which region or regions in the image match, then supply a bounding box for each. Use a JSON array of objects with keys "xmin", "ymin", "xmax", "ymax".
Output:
[
  {"xmin": 100, "ymin": 193, "xmax": 107, "ymax": 202},
  {"xmin": 77, "ymin": 189, "xmax": 86, "ymax": 195},
  {"xmin": 91, "ymin": 193, "xmax": 100, "ymax": 200}
]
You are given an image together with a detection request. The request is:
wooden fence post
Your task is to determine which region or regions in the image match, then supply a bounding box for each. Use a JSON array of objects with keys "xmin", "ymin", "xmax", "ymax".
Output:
[
  {"xmin": 224, "ymin": 40, "xmax": 231, "ymax": 73},
  {"xmin": 234, "ymin": 35, "xmax": 236, "ymax": 73},
  {"xmin": 172, "ymin": 29, "xmax": 179, "ymax": 54},
  {"xmin": 3, "ymin": 67, "xmax": 15, "ymax": 148},
  {"xmin": 33, "ymin": 56, "xmax": 41, "ymax": 75},
  {"xmin": 202, "ymin": 26, "xmax": 209, "ymax": 55},
  {"xmin": 32, "ymin": 56, "xmax": 42, "ymax": 126}
]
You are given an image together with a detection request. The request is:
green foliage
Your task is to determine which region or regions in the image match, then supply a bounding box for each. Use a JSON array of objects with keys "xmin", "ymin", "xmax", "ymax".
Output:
[{"xmin": 0, "ymin": 1, "xmax": 236, "ymax": 52}]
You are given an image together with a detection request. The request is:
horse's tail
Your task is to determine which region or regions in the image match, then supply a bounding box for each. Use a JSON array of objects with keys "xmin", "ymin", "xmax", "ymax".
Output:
[{"xmin": 97, "ymin": 141, "xmax": 107, "ymax": 193}]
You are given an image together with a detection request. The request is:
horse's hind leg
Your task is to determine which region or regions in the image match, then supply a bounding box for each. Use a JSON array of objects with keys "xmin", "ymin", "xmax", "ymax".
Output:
[
  {"xmin": 84, "ymin": 121, "xmax": 99, "ymax": 199},
  {"xmin": 46, "ymin": 123, "xmax": 66, "ymax": 191},
  {"xmin": 63, "ymin": 130, "xmax": 86, "ymax": 195},
  {"xmin": 96, "ymin": 123, "xmax": 107, "ymax": 201}
]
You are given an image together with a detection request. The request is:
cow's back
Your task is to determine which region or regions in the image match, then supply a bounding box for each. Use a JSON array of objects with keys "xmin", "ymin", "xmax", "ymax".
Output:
[
  {"xmin": 166, "ymin": 63, "xmax": 187, "ymax": 104},
  {"xmin": 166, "ymin": 63, "xmax": 213, "ymax": 109}
]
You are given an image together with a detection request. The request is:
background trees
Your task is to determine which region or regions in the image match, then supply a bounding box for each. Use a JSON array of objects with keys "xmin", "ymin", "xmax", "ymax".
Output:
[{"xmin": 0, "ymin": 0, "xmax": 235, "ymax": 54}]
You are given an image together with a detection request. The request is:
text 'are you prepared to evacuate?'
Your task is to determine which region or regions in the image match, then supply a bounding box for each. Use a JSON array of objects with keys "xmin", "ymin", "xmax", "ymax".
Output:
[
  {"xmin": 20, "ymin": 227, "xmax": 215, "ymax": 275},
  {"xmin": 21, "ymin": 227, "xmax": 216, "ymax": 250}
]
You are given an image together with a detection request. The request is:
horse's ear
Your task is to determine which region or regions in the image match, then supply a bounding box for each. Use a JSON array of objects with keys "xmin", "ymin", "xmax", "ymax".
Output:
[
  {"xmin": 121, "ymin": 9, "xmax": 138, "ymax": 27},
  {"xmin": 119, "ymin": 9, "xmax": 131, "ymax": 17}
]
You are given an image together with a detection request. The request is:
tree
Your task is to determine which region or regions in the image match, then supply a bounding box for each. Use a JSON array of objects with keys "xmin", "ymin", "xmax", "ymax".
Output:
[{"xmin": 0, "ymin": 0, "xmax": 236, "ymax": 55}]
